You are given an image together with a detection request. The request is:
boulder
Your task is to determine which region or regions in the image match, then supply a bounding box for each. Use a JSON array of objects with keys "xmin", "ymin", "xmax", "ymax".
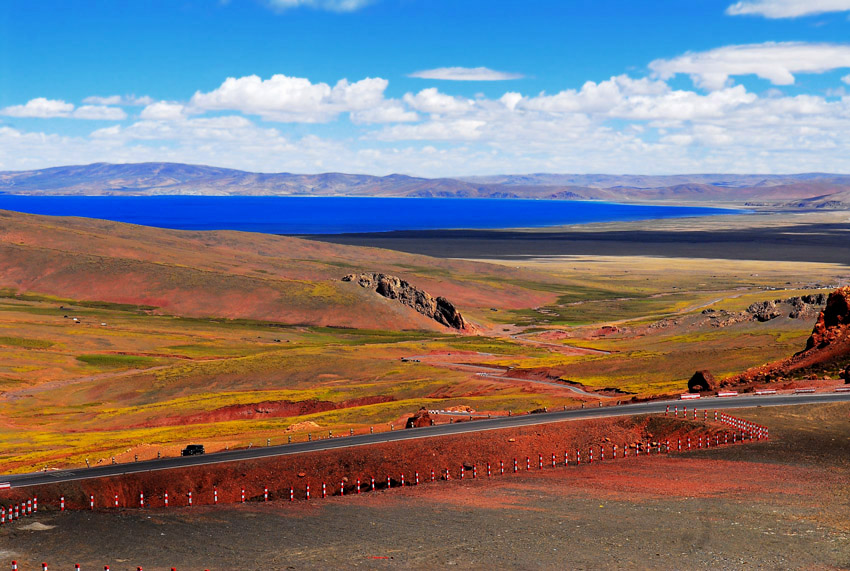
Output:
[
  {"xmin": 405, "ymin": 407, "xmax": 434, "ymax": 428},
  {"xmin": 688, "ymin": 370, "xmax": 716, "ymax": 393},
  {"xmin": 841, "ymin": 366, "xmax": 850, "ymax": 384}
]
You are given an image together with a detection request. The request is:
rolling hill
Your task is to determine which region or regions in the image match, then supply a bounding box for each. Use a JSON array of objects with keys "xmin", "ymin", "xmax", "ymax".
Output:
[{"xmin": 2, "ymin": 163, "xmax": 850, "ymax": 207}]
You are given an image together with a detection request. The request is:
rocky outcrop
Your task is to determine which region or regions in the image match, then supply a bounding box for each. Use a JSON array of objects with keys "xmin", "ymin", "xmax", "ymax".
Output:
[
  {"xmin": 342, "ymin": 273, "xmax": 468, "ymax": 330},
  {"xmin": 405, "ymin": 407, "xmax": 434, "ymax": 428},
  {"xmin": 841, "ymin": 366, "xmax": 850, "ymax": 384},
  {"xmin": 688, "ymin": 370, "xmax": 716, "ymax": 393},
  {"xmin": 747, "ymin": 300, "xmax": 782, "ymax": 322},
  {"xmin": 722, "ymin": 287, "xmax": 850, "ymax": 387},
  {"xmin": 702, "ymin": 292, "xmax": 828, "ymax": 327},
  {"xmin": 805, "ymin": 287, "xmax": 850, "ymax": 350}
]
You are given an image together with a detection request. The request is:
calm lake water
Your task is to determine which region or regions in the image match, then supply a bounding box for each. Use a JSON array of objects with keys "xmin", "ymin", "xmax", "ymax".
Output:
[{"xmin": 0, "ymin": 196, "xmax": 737, "ymax": 234}]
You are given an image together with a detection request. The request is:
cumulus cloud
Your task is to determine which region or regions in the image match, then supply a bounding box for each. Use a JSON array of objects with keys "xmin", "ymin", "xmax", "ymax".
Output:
[
  {"xmin": 402, "ymin": 88, "xmax": 475, "ymax": 115},
  {"xmin": 83, "ymin": 95, "xmax": 153, "ymax": 106},
  {"xmin": 264, "ymin": 0, "xmax": 375, "ymax": 12},
  {"xmin": 350, "ymin": 103, "xmax": 419, "ymax": 124},
  {"xmin": 140, "ymin": 101, "xmax": 186, "ymax": 121},
  {"xmin": 189, "ymin": 74, "xmax": 390, "ymax": 122},
  {"xmin": 726, "ymin": 0, "xmax": 850, "ymax": 18},
  {"xmin": 7, "ymin": 66, "xmax": 850, "ymax": 176},
  {"xmin": 1, "ymin": 98, "xmax": 126, "ymax": 120},
  {"xmin": 843, "ymin": 74, "xmax": 850, "ymax": 85},
  {"xmin": 72, "ymin": 105, "xmax": 128, "ymax": 120},
  {"xmin": 650, "ymin": 42, "xmax": 850, "ymax": 90},
  {"xmin": 2, "ymin": 98, "xmax": 75, "ymax": 118},
  {"xmin": 409, "ymin": 67, "xmax": 524, "ymax": 81}
]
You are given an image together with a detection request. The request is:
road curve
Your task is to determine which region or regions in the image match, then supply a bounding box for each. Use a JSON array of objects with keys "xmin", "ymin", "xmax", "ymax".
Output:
[{"xmin": 3, "ymin": 392, "xmax": 849, "ymax": 489}]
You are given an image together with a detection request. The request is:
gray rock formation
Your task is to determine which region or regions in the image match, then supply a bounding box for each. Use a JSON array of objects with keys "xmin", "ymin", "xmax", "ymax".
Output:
[
  {"xmin": 342, "ymin": 273, "xmax": 468, "ymax": 330},
  {"xmin": 747, "ymin": 300, "xmax": 782, "ymax": 322}
]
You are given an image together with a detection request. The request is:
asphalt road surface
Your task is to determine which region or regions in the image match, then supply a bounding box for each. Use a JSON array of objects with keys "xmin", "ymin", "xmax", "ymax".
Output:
[{"xmin": 4, "ymin": 392, "xmax": 849, "ymax": 489}]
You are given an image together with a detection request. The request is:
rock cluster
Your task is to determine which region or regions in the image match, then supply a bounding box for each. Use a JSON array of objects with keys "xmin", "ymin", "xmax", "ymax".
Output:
[
  {"xmin": 342, "ymin": 273, "xmax": 468, "ymax": 330},
  {"xmin": 701, "ymin": 292, "xmax": 828, "ymax": 327}
]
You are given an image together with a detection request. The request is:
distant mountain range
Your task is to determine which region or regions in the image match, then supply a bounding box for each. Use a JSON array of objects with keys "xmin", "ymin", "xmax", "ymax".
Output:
[{"xmin": 2, "ymin": 162, "xmax": 850, "ymax": 208}]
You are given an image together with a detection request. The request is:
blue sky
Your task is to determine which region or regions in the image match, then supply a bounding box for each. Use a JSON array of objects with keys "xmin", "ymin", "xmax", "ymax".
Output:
[{"xmin": 2, "ymin": 0, "xmax": 850, "ymax": 175}]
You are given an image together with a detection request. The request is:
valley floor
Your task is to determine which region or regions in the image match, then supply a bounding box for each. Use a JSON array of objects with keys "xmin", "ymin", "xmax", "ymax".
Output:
[{"xmin": 3, "ymin": 402, "xmax": 848, "ymax": 569}]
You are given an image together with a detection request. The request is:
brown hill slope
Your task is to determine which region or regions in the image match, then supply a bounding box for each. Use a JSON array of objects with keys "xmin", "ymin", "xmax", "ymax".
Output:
[{"xmin": 0, "ymin": 210, "xmax": 556, "ymax": 330}]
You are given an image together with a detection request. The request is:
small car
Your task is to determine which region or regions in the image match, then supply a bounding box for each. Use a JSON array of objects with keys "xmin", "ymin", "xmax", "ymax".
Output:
[{"xmin": 181, "ymin": 444, "xmax": 205, "ymax": 456}]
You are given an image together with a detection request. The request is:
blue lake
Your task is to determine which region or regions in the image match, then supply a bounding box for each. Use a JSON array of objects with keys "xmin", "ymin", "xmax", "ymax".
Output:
[{"xmin": 0, "ymin": 196, "xmax": 737, "ymax": 235}]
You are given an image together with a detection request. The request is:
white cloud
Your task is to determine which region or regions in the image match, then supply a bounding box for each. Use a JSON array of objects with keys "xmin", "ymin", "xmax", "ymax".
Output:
[
  {"xmin": 189, "ymin": 74, "xmax": 389, "ymax": 122},
  {"xmin": 843, "ymin": 74, "xmax": 850, "ymax": 85},
  {"xmin": 264, "ymin": 0, "xmax": 375, "ymax": 12},
  {"xmin": 140, "ymin": 101, "xmax": 186, "ymax": 121},
  {"xmin": 350, "ymin": 103, "xmax": 419, "ymax": 124},
  {"xmin": 7, "ymin": 67, "xmax": 850, "ymax": 177},
  {"xmin": 409, "ymin": 67, "xmax": 524, "ymax": 81},
  {"xmin": 650, "ymin": 42, "xmax": 850, "ymax": 90},
  {"xmin": 83, "ymin": 95, "xmax": 154, "ymax": 106},
  {"xmin": 72, "ymin": 105, "xmax": 128, "ymax": 120},
  {"xmin": 0, "ymin": 98, "xmax": 125, "ymax": 120},
  {"xmin": 402, "ymin": 88, "xmax": 475, "ymax": 115},
  {"xmin": 726, "ymin": 0, "xmax": 850, "ymax": 18},
  {"xmin": 2, "ymin": 98, "xmax": 74, "ymax": 118}
]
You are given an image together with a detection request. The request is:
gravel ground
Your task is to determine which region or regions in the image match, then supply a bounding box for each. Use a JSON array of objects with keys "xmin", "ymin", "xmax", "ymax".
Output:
[{"xmin": 2, "ymin": 403, "xmax": 849, "ymax": 570}]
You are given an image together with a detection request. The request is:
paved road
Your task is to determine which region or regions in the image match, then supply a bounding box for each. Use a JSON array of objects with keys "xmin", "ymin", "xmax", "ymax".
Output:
[{"xmin": 3, "ymin": 392, "xmax": 850, "ymax": 489}]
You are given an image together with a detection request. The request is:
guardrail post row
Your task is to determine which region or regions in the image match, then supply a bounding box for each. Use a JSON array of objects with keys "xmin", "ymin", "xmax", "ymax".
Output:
[
  {"xmin": 387, "ymin": 474, "xmax": 392, "ymax": 488},
  {"xmin": 33, "ymin": 497, "xmax": 37, "ymax": 513},
  {"xmin": 500, "ymin": 460, "xmax": 504, "ymax": 475},
  {"xmin": 241, "ymin": 488, "xmax": 245, "ymax": 503},
  {"xmin": 341, "ymin": 481, "xmax": 345, "ymax": 495},
  {"xmin": 60, "ymin": 496, "xmax": 65, "ymax": 511},
  {"xmin": 577, "ymin": 450, "xmax": 581, "ymax": 465},
  {"xmin": 114, "ymin": 494, "xmax": 118, "ymax": 508},
  {"xmin": 214, "ymin": 488, "xmax": 218, "ymax": 504},
  {"xmin": 513, "ymin": 458, "xmax": 518, "ymax": 473},
  {"xmin": 322, "ymin": 483, "xmax": 326, "ymax": 499},
  {"xmin": 140, "ymin": 492, "xmax": 144, "ymax": 508},
  {"xmin": 164, "ymin": 491, "xmax": 169, "ymax": 507},
  {"xmin": 415, "ymin": 471, "xmax": 420, "ymax": 485},
  {"xmin": 538, "ymin": 454, "xmax": 543, "ymax": 470},
  {"xmin": 188, "ymin": 491, "xmax": 192, "ymax": 507},
  {"xmin": 357, "ymin": 478, "xmax": 361, "ymax": 493},
  {"xmin": 90, "ymin": 495, "xmax": 94, "ymax": 510},
  {"xmin": 27, "ymin": 499, "xmax": 32, "ymax": 514},
  {"xmin": 306, "ymin": 484, "xmax": 310, "ymax": 500}
]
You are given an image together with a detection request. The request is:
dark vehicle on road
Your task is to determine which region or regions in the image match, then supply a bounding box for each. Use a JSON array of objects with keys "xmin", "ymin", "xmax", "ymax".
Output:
[{"xmin": 181, "ymin": 444, "xmax": 205, "ymax": 456}]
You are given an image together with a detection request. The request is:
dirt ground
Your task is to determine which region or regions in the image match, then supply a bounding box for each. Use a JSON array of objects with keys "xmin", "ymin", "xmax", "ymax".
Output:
[{"xmin": 2, "ymin": 402, "xmax": 849, "ymax": 570}]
